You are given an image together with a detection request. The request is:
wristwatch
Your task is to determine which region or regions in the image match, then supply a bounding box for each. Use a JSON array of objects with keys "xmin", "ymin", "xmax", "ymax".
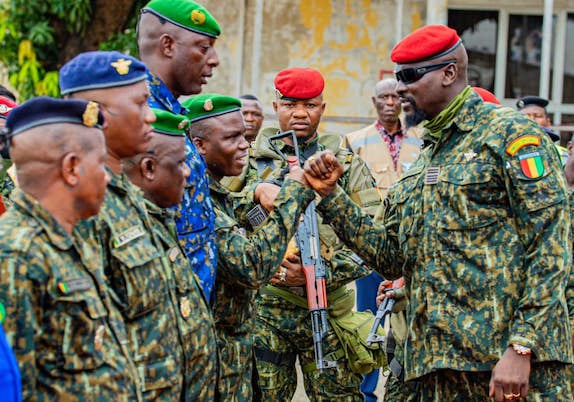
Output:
[{"xmin": 511, "ymin": 343, "xmax": 532, "ymax": 356}]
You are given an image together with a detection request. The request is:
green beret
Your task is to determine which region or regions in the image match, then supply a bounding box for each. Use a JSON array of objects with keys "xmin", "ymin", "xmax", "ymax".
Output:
[
  {"xmin": 151, "ymin": 108, "xmax": 187, "ymax": 136},
  {"xmin": 182, "ymin": 94, "xmax": 242, "ymax": 123},
  {"xmin": 142, "ymin": 0, "xmax": 221, "ymax": 38}
]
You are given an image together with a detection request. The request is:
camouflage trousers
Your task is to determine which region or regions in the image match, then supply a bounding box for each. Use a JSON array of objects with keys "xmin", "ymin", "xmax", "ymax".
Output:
[
  {"xmin": 253, "ymin": 291, "xmax": 363, "ymax": 402},
  {"xmin": 384, "ymin": 363, "xmax": 573, "ymax": 402},
  {"xmin": 216, "ymin": 329, "xmax": 255, "ymax": 402}
]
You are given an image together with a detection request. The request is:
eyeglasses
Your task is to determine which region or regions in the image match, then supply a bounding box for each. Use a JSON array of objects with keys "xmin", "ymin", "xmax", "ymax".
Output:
[{"xmin": 394, "ymin": 60, "xmax": 456, "ymax": 85}]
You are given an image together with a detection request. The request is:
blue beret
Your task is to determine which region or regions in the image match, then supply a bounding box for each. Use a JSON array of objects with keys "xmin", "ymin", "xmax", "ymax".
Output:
[
  {"xmin": 59, "ymin": 51, "xmax": 147, "ymax": 95},
  {"xmin": 516, "ymin": 95, "xmax": 549, "ymax": 110},
  {"xmin": 5, "ymin": 97, "xmax": 105, "ymax": 136}
]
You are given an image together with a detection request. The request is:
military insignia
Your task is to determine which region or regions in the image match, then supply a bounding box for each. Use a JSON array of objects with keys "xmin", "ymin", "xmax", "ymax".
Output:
[
  {"xmin": 517, "ymin": 99, "xmax": 525, "ymax": 109},
  {"xmin": 0, "ymin": 302, "xmax": 5, "ymax": 324},
  {"xmin": 94, "ymin": 325, "xmax": 105, "ymax": 351},
  {"xmin": 424, "ymin": 166, "xmax": 440, "ymax": 185},
  {"xmin": 464, "ymin": 151, "xmax": 477, "ymax": 161},
  {"xmin": 57, "ymin": 278, "xmax": 92, "ymax": 295},
  {"xmin": 113, "ymin": 225, "xmax": 145, "ymax": 248},
  {"xmin": 203, "ymin": 99, "xmax": 214, "ymax": 111},
  {"xmin": 177, "ymin": 119, "xmax": 189, "ymax": 130},
  {"xmin": 506, "ymin": 135, "xmax": 541, "ymax": 156},
  {"xmin": 180, "ymin": 297, "xmax": 191, "ymax": 319},
  {"xmin": 82, "ymin": 101, "xmax": 99, "ymax": 127},
  {"xmin": 190, "ymin": 9, "xmax": 206, "ymax": 25},
  {"xmin": 0, "ymin": 104, "xmax": 13, "ymax": 114},
  {"xmin": 168, "ymin": 247, "xmax": 180, "ymax": 263},
  {"xmin": 110, "ymin": 58, "xmax": 132, "ymax": 75},
  {"xmin": 518, "ymin": 151, "xmax": 544, "ymax": 179}
]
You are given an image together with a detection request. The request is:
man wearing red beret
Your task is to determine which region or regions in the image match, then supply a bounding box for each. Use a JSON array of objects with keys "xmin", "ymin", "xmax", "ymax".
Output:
[
  {"xmin": 302, "ymin": 24, "xmax": 573, "ymax": 402},
  {"xmin": 234, "ymin": 67, "xmax": 381, "ymax": 400}
]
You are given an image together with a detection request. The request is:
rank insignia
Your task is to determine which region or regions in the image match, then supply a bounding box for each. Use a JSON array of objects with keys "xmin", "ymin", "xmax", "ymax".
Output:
[
  {"xmin": 203, "ymin": 99, "xmax": 214, "ymax": 111},
  {"xmin": 191, "ymin": 9, "xmax": 206, "ymax": 25},
  {"xmin": 94, "ymin": 325, "xmax": 105, "ymax": 351},
  {"xmin": 180, "ymin": 297, "xmax": 191, "ymax": 319},
  {"xmin": 168, "ymin": 247, "xmax": 180, "ymax": 263},
  {"xmin": 113, "ymin": 225, "xmax": 145, "ymax": 248},
  {"xmin": 506, "ymin": 135, "xmax": 540, "ymax": 156},
  {"xmin": 110, "ymin": 58, "xmax": 132, "ymax": 75},
  {"xmin": 58, "ymin": 278, "xmax": 92, "ymax": 295},
  {"xmin": 518, "ymin": 151, "xmax": 544, "ymax": 179},
  {"xmin": 424, "ymin": 166, "xmax": 440, "ymax": 185},
  {"xmin": 0, "ymin": 302, "xmax": 5, "ymax": 324},
  {"xmin": 82, "ymin": 101, "xmax": 99, "ymax": 127}
]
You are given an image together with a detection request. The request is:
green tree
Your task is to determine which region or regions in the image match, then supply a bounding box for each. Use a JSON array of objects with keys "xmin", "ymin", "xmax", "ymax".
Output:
[{"xmin": 0, "ymin": 0, "xmax": 147, "ymax": 100}]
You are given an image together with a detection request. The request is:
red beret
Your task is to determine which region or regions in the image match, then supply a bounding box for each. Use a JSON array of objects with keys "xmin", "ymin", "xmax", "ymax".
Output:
[
  {"xmin": 0, "ymin": 96, "xmax": 17, "ymax": 118},
  {"xmin": 391, "ymin": 25, "xmax": 461, "ymax": 64},
  {"xmin": 472, "ymin": 87, "xmax": 500, "ymax": 105},
  {"xmin": 274, "ymin": 67, "xmax": 325, "ymax": 100}
]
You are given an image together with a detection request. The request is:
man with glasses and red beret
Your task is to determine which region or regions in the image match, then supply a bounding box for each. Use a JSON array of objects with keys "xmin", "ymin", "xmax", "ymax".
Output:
[{"xmin": 302, "ymin": 24, "xmax": 573, "ymax": 401}]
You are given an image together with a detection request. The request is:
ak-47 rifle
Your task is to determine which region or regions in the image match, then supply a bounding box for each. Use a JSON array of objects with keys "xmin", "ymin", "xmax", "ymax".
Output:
[
  {"xmin": 269, "ymin": 130, "xmax": 337, "ymax": 372},
  {"xmin": 365, "ymin": 277, "xmax": 405, "ymax": 347}
]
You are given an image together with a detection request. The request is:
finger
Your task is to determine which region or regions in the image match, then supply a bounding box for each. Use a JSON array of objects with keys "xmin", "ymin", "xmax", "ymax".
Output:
[{"xmin": 519, "ymin": 382, "xmax": 528, "ymax": 399}]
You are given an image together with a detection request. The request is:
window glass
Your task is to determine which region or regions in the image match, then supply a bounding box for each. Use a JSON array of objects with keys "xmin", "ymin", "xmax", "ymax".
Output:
[
  {"xmin": 563, "ymin": 14, "xmax": 574, "ymax": 103},
  {"xmin": 448, "ymin": 9, "xmax": 498, "ymax": 92}
]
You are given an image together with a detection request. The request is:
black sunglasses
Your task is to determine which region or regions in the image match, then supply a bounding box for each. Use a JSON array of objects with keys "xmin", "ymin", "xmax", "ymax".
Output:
[{"xmin": 395, "ymin": 60, "xmax": 456, "ymax": 84}]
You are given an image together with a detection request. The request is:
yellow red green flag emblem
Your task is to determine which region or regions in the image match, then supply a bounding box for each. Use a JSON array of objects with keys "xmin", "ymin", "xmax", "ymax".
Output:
[{"xmin": 518, "ymin": 151, "xmax": 544, "ymax": 179}]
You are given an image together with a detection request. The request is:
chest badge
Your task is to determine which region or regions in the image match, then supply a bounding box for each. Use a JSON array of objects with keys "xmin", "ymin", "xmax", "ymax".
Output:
[
  {"xmin": 424, "ymin": 167, "xmax": 440, "ymax": 185},
  {"xmin": 180, "ymin": 297, "xmax": 192, "ymax": 319},
  {"xmin": 113, "ymin": 225, "xmax": 146, "ymax": 248},
  {"xmin": 94, "ymin": 325, "xmax": 105, "ymax": 351},
  {"xmin": 168, "ymin": 247, "xmax": 180, "ymax": 263}
]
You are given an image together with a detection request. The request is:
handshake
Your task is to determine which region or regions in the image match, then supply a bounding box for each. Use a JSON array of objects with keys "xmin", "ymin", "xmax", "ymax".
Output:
[{"xmin": 289, "ymin": 150, "xmax": 343, "ymax": 197}]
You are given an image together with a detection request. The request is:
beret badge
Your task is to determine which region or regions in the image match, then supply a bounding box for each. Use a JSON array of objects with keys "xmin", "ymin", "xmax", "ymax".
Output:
[
  {"xmin": 177, "ymin": 119, "xmax": 190, "ymax": 130},
  {"xmin": 191, "ymin": 9, "xmax": 206, "ymax": 25},
  {"xmin": 517, "ymin": 100, "xmax": 525, "ymax": 109},
  {"xmin": 82, "ymin": 102, "xmax": 100, "ymax": 127},
  {"xmin": 110, "ymin": 58, "xmax": 132, "ymax": 75},
  {"xmin": 203, "ymin": 99, "xmax": 214, "ymax": 111},
  {"xmin": 0, "ymin": 104, "xmax": 12, "ymax": 114}
]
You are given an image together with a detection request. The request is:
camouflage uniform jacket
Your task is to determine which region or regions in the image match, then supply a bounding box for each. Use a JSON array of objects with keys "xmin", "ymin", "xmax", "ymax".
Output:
[
  {"xmin": 145, "ymin": 199, "xmax": 218, "ymax": 401},
  {"xmin": 91, "ymin": 170, "xmax": 184, "ymax": 400},
  {"xmin": 234, "ymin": 128, "xmax": 380, "ymax": 291},
  {"xmin": 147, "ymin": 71, "xmax": 218, "ymax": 304},
  {"xmin": 317, "ymin": 91, "xmax": 573, "ymax": 380},
  {"xmin": 0, "ymin": 189, "xmax": 140, "ymax": 401}
]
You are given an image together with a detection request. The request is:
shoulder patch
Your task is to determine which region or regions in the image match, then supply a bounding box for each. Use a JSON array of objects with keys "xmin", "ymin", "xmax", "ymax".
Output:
[
  {"xmin": 506, "ymin": 135, "xmax": 541, "ymax": 156},
  {"xmin": 518, "ymin": 151, "xmax": 544, "ymax": 179}
]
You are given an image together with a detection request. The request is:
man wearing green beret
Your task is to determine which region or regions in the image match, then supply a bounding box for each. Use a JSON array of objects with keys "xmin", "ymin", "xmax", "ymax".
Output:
[
  {"xmin": 184, "ymin": 93, "xmax": 319, "ymax": 401},
  {"xmin": 138, "ymin": 0, "xmax": 221, "ymax": 305},
  {"xmin": 124, "ymin": 109, "xmax": 219, "ymax": 401}
]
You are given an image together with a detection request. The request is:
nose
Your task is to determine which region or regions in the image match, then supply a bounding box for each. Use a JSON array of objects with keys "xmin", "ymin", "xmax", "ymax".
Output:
[
  {"xmin": 208, "ymin": 48, "xmax": 220, "ymax": 68},
  {"xmin": 243, "ymin": 112, "xmax": 254, "ymax": 122},
  {"xmin": 104, "ymin": 170, "xmax": 111, "ymax": 186},
  {"xmin": 292, "ymin": 103, "xmax": 307, "ymax": 117},
  {"xmin": 144, "ymin": 103, "xmax": 156, "ymax": 124},
  {"xmin": 182, "ymin": 162, "xmax": 191, "ymax": 179},
  {"xmin": 395, "ymin": 80, "xmax": 407, "ymax": 95},
  {"xmin": 239, "ymin": 135, "xmax": 249, "ymax": 150}
]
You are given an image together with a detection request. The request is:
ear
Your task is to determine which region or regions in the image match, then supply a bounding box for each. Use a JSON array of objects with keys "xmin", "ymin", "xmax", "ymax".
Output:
[
  {"xmin": 61, "ymin": 152, "xmax": 80, "ymax": 187},
  {"xmin": 320, "ymin": 101, "xmax": 327, "ymax": 115},
  {"xmin": 192, "ymin": 137, "xmax": 207, "ymax": 156},
  {"xmin": 371, "ymin": 96, "xmax": 377, "ymax": 108},
  {"xmin": 442, "ymin": 63, "xmax": 457, "ymax": 86},
  {"xmin": 140, "ymin": 156, "xmax": 156, "ymax": 181},
  {"xmin": 159, "ymin": 34, "xmax": 176, "ymax": 57},
  {"xmin": 272, "ymin": 101, "xmax": 278, "ymax": 114}
]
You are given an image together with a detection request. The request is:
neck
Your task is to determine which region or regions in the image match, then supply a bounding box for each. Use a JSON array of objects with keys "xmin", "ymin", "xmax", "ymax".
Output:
[
  {"xmin": 379, "ymin": 120, "xmax": 400, "ymax": 134},
  {"xmin": 30, "ymin": 191, "xmax": 77, "ymax": 235},
  {"xmin": 106, "ymin": 155, "xmax": 123, "ymax": 175}
]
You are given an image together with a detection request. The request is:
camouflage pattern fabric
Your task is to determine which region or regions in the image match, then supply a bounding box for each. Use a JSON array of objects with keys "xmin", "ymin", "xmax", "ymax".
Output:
[
  {"xmin": 0, "ymin": 159, "xmax": 15, "ymax": 209},
  {"xmin": 210, "ymin": 176, "xmax": 315, "ymax": 401},
  {"xmin": 0, "ymin": 189, "xmax": 141, "ymax": 401},
  {"xmin": 85, "ymin": 170, "xmax": 184, "ymax": 401},
  {"xmin": 145, "ymin": 199, "xmax": 218, "ymax": 401},
  {"xmin": 147, "ymin": 71, "xmax": 218, "ymax": 304},
  {"xmin": 317, "ymin": 91, "xmax": 573, "ymax": 383},
  {"xmin": 234, "ymin": 130, "xmax": 378, "ymax": 401},
  {"xmin": 393, "ymin": 363, "xmax": 572, "ymax": 402}
]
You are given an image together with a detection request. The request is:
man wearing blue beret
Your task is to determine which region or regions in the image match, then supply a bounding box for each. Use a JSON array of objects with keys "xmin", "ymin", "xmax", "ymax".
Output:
[
  {"xmin": 123, "ymin": 109, "xmax": 219, "ymax": 401},
  {"xmin": 60, "ymin": 51, "xmax": 189, "ymax": 401},
  {"xmin": 138, "ymin": 0, "xmax": 221, "ymax": 305},
  {"xmin": 0, "ymin": 97, "xmax": 141, "ymax": 400}
]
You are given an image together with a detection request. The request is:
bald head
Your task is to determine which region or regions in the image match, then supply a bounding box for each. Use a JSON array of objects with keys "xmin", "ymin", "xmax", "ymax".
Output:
[
  {"xmin": 375, "ymin": 78, "xmax": 398, "ymax": 96},
  {"xmin": 137, "ymin": 12, "xmax": 180, "ymax": 59}
]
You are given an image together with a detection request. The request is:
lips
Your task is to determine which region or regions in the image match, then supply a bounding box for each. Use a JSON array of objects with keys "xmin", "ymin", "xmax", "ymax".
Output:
[{"xmin": 291, "ymin": 121, "xmax": 309, "ymax": 130}]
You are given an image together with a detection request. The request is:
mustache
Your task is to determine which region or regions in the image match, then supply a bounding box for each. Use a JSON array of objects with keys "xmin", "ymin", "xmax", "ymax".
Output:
[{"xmin": 404, "ymin": 96, "xmax": 427, "ymax": 129}]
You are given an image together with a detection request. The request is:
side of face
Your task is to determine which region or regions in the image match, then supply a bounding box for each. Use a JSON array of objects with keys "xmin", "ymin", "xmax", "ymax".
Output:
[
  {"xmin": 241, "ymin": 99, "xmax": 264, "ymax": 141},
  {"xmin": 272, "ymin": 95, "xmax": 326, "ymax": 140},
  {"xmin": 520, "ymin": 105, "xmax": 550, "ymax": 128},
  {"xmin": 192, "ymin": 111, "xmax": 248, "ymax": 178},
  {"xmin": 372, "ymin": 84, "xmax": 401, "ymax": 124},
  {"xmin": 171, "ymin": 30, "xmax": 219, "ymax": 96},
  {"xmin": 74, "ymin": 129, "xmax": 110, "ymax": 219}
]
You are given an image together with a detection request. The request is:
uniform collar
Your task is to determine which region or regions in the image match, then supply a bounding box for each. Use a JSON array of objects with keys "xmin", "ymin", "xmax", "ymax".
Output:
[{"xmin": 146, "ymin": 71, "xmax": 187, "ymax": 115}]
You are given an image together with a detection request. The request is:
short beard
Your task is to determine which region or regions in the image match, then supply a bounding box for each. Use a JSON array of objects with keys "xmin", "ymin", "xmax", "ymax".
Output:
[{"xmin": 404, "ymin": 97, "xmax": 427, "ymax": 129}]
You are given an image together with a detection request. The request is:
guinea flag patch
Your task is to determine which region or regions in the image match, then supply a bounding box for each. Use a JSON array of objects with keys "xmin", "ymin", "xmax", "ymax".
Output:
[{"xmin": 518, "ymin": 151, "xmax": 544, "ymax": 179}]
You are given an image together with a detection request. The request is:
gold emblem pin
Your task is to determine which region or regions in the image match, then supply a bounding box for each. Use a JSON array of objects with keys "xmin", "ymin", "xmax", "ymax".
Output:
[
  {"xmin": 110, "ymin": 58, "xmax": 132, "ymax": 75},
  {"xmin": 180, "ymin": 297, "xmax": 191, "ymax": 319},
  {"xmin": 191, "ymin": 9, "xmax": 206, "ymax": 25},
  {"xmin": 94, "ymin": 325, "xmax": 105, "ymax": 351},
  {"xmin": 82, "ymin": 101, "xmax": 100, "ymax": 127},
  {"xmin": 177, "ymin": 119, "xmax": 189, "ymax": 131},
  {"xmin": 203, "ymin": 99, "xmax": 214, "ymax": 111}
]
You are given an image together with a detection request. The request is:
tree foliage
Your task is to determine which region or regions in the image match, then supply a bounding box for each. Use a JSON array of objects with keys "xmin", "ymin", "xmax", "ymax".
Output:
[{"xmin": 0, "ymin": 0, "xmax": 147, "ymax": 100}]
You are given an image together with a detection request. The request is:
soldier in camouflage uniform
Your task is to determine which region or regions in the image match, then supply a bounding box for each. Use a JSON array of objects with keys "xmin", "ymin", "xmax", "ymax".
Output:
[
  {"xmin": 0, "ymin": 97, "xmax": 140, "ymax": 401},
  {"xmin": 0, "ymin": 95, "xmax": 17, "ymax": 212},
  {"xmin": 60, "ymin": 51, "xmax": 187, "ymax": 400},
  {"xmin": 184, "ymin": 93, "xmax": 316, "ymax": 401},
  {"xmin": 304, "ymin": 25, "xmax": 573, "ymax": 402},
  {"xmin": 124, "ymin": 108, "xmax": 219, "ymax": 401},
  {"xmin": 138, "ymin": 0, "xmax": 221, "ymax": 303},
  {"xmin": 233, "ymin": 68, "xmax": 380, "ymax": 401}
]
